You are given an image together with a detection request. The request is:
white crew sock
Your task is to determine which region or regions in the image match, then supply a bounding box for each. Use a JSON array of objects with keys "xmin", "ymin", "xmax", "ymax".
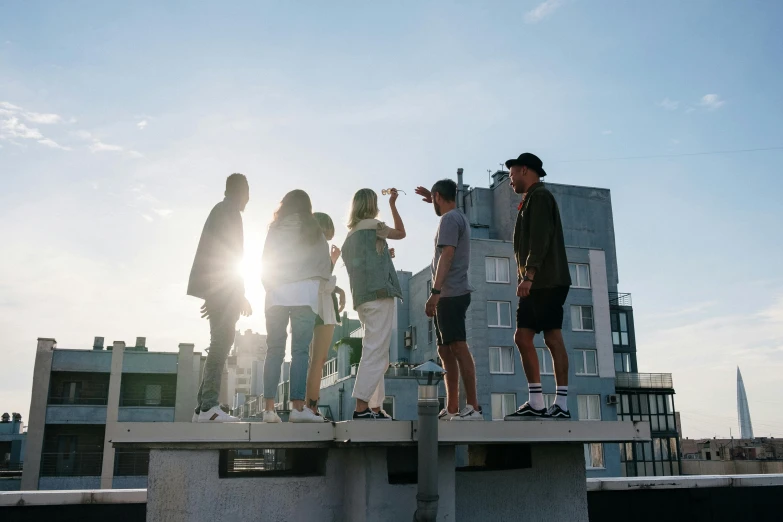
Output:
[
  {"xmin": 528, "ymin": 383, "xmax": 544, "ymax": 410},
  {"xmin": 555, "ymin": 386, "xmax": 569, "ymax": 411}
]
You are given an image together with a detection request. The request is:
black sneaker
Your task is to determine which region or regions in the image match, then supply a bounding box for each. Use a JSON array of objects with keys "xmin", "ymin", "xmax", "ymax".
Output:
[
  {"xmin": 352, "ymin": 408, "xmax": 379, "ymax": 420},
  {"xmin": 544, "ymin": 404, "xmax": 571, "ymax": 419},
  {"xmin": 504, "ymin": 402, "xmax": 547, "ymax": 420},
  {"xmin": 375, "ymin": 409, "xmax": 393, "ymax": 421}
]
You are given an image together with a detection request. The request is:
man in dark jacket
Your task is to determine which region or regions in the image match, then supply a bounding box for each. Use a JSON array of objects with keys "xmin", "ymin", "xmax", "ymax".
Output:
[
  {"xmin": 188, "ymin": 173, "xmax": 252, "ymax": 422},
  {"xmin": 504, "ymin": 153, "xmax": 573, "ymax": 420}
]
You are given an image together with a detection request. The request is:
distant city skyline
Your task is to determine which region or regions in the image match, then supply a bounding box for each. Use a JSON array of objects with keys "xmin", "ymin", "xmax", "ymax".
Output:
[{"xmin": 2, "ymin": 1, "xmax": 782, "ymax": 438}]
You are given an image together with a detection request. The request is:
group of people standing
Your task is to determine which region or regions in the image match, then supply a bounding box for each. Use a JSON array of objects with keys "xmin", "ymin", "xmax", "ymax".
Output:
[{"xmin": 187, "ymin": 151, "xmax": 573, "ymax": 423}]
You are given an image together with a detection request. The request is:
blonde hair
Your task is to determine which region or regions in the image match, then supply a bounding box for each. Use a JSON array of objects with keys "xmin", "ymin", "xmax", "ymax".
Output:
[{"xmin": 347, "ymin": 188, "xmax": 379, "ymax": 229}]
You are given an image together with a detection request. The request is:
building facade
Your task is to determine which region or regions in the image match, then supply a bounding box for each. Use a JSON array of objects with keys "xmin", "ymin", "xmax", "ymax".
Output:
[
  {"xmin": 0, "ymin": 412, "xmax": 25, "ymax": 491},
  {"xmin": 21, "ymin": 336, "xmax": 205, "ymax": 490},
  {"xmin": 316, "ymin": 173, "xmax": 681, "ymax": 478}
]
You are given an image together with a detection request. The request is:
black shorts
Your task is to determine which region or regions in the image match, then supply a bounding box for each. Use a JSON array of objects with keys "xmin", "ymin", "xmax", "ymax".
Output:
[
  {"xmin": 434, "ymin": 293, "xmax": 471, "ymax": 345},
  {"xmin": 516, "ymin": 286, "xmax": 569, "ymax": 333}
]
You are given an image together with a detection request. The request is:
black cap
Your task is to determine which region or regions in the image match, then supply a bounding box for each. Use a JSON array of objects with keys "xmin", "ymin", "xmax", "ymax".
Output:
[{"xmin": 505, "ymin": 152, "xmax": 547, "ymax": 177}]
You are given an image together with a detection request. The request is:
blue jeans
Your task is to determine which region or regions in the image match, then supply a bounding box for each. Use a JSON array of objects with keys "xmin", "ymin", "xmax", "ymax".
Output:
[{"xmin": 263, "ymin": 305, "xmax": 316, "ymax": 402}]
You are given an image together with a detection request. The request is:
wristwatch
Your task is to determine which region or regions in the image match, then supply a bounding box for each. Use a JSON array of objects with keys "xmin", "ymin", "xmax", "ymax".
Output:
[
  {"xmin": 430, "ymin": 287, "xmax": 442, "ymax": 295},
  {"xmin": 523, "ymin": 275, "xmax": 535, "ymax": 283}
]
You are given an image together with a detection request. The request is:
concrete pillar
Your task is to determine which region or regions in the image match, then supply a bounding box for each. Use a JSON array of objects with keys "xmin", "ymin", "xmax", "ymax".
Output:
[
  {"xmin": 21, "ymin": 338, "xmax": 57, "ymax": 490},
  {"xmin": 100, "ymin": 341, "xmax": 125, "ymax": 489},
  {"xmin": 589, "ymin": 250, "xmax": 615, "ymax": 379},
  {"xmin": 174, "ymin": 343, "xmax": 196, "ymax": 422}
]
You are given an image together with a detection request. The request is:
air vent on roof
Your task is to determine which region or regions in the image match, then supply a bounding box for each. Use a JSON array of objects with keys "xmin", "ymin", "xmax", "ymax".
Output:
[{"xmin": 93, "ymin": 337, "xmax": 105, "ymax": 350}]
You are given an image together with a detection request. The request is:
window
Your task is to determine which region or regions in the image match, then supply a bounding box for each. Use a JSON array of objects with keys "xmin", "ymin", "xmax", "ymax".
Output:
[
  {"xmin": 428, "ymin": 319, "xmax": 433, "ymax": 344},
  {"xmin": 487, "ymin": 301, "xmax": 512, "ymax": 328},
  {"xmin": 578, "ymin": 395, "xmax": 601, "ymax": 421},
  {"xmin": 571, "ymin": 306, "xmax": 594, "ymax": 331},
  {"xmin": 575, "ymin": 349, "xmax": 598, "ymax": 376},
  {"xmin": 614, "ymin": 353, "xmax": 631, "ymax": 373},
  {"xmin": 569, "ymin": 263, "xmax": 591, "ymax": 288},
  {"xmin": 584, "ymin": 444, "xmax": 605, "ymax": 469},
  {"xmin": 486, "ymin": 257, "xmax": 510, "ymax": 283},
  {"xmin": 611, "ymin": 311, "xmax": 630, "ymax": 346},
  {"xmin": 491, "ymin": 393, "xmax": 517, "ymax": 420},
  {"xmin": 536, "ymin": 348, "xmax": 554, "ymax": 375},
  {"xmin": 383, "ymin": 396, "xmax": 395, "ymax": 418},
  {"xmin": 543, "ymin": 394, "xmax": 556, "ymax": 409},
  {"xmin": 144, "ymin": 384, "xmax": 162, "ymax": 406},
  {"xmin": 489, "ymin": 347, "xmax": 515, "ymax": 374}
]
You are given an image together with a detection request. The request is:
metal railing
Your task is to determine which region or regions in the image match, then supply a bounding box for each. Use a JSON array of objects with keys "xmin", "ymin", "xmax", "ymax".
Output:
[
  {"xmin": 40, "ymin": 452, "xmax": 103, "ymax": 477},
  {"xmin": 114, "ymin": 451, "xmax": 149, "ymax": 476},
  {"xmin": 615, "ymin": 373, "xmax": 673, "ymax": 389},
  {"xmin": 320, "ymin": 373, "xmax": 338, "ymax": 389},
  {"xmin": 609, "ymin": 292, "xmax": 633, "ymax": 307},
  {"xmin": 350, "ymin": 364, "xmax": 424, "ymax": 378},
  {"xmin": 0, "ymin": 462, "xmax": 23, "ymax": 472},
  {"xmin": 119, "ymin": 392, "xmax": 176, "ymax": 407},
  {"xmin": 48, "ymin": 396, "xmax": 109, "ymax": 406}
]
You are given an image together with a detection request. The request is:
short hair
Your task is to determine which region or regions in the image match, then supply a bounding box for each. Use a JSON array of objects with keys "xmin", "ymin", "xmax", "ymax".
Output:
[
  {"xmin": 348, "ymin": 189, "xmax": 379, "ymax": 229},
  {"xmin": 313, "ymin": 212, "xmax": 335, "ymax": 236},
  {"xmin": 226, "ymin": 173, "xmax": 248, "ymax": 192},
  {"xmin": 431, "ymin": 179, "xmax": 457, "ymax": 202}
]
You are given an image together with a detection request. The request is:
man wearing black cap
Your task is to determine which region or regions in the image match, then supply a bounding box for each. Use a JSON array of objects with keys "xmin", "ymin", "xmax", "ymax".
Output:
[{"xmin": 503, "ymin": 153, "xmax": 573, "ymax": 420}]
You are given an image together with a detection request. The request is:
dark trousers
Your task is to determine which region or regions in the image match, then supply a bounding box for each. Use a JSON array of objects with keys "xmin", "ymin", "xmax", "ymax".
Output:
[{"xmin": 197, "ymin": 302, "xmax": 239, "ymax": 411}]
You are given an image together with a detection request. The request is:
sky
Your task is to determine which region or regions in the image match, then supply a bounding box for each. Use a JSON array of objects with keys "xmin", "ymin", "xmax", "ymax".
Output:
[{"xmin": 1, "ymin": 0, "xmax": 782, "ymax": 439}]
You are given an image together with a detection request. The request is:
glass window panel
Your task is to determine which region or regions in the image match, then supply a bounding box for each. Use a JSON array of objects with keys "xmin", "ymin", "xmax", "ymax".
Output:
[
  {"xmin": 621, "ymin": 395, "xmax": 630, "ymax": 415},
  {"xmin": 651, "ymin": 416, "xmax": 659, "ymax": 431},
  {"xmin": 663, "ymin": 461, "xmax": 671, "ymax": 476},
  {"xmin": 612, "ymin": 332, "xmax": 620, "ymax": 345},
  {"xmin": 499, "ymin": 302, "xmax": 511, "ymax": 327},
  {"xmin": 672, "ymin": 462, "xmax": 679, "ymax": 475},
  {"xmin": 668, "ymin": 395, "xmax": 675, "ymax": 413},
  {"xmin": 620, "ymin": 313, "xmax": 628, "ymax": 331},
  {"xmin": 631, "ymin": 395, "xmax": 640, "ymax": 415},
  {"xmin": 611, "ymin": 313, "xmax": 619, "ymax": 331},
  {"xmin": 503, "ymin": 394, "xmax": 516, "ymax": 418},
  {"xmin": 621, "ymin": 333, "xmax": 629, "ymax": 345},
  {"xmin": 643, "ymin": 442, "xmax": 652, "ymax": 461},
  {"xmin": 645, "ymin": 463, "xmax": 654, "ymax": 476},
  {"xmin": 667, "ymin": 414, "xmax": 675, "ymax": 431},
  {"xmin": 586, "ymin": 351, "xmax": 597, "ymax": 375},
  {"xmin": 640, "ymin": 395, "xmax": 650, "ymax": 415},
  {"xmin": 636, "ymin": 442, "xmax": 645, "ymax": 461},
  {"xmin": 498, "ymin": 259, "xmax": 510, "ymax": 282},
  {"xmin": 650, "ymin": 396, "xmax": 658, "ymax": 414},
  {"xmin": 655, "ymin": 462, "xmax": 663, "ymax": 476},
  {"xmin": 654, "ymin": 439, "xmax": 662, "ymax": 460},
  {"xmin": 570, "ymin": 306, "xmax": 581, "ymax": 330},
  {"xmin": 569, "ymin": 264, "xmax": 578, "ymax": 285},
  {"xmin": 489, "ymin": 347, "xmax": 500, "ymax": 373},
  {"xmin": 661, "ymin": 438, "xmax": 669, "ymax": 460},
  {"xmin": 623, "ymin": 353, "xmax": 631, "ymax": 372},
  {"xmin": 619, "ymin": 443, "xmax": 626, "ymax": 462},
  {"xmin": 578, "ymin": 264, "xmax": 590, "ymax": 288},
  {"xmin": 487, "ymin": 302, "xmax": 499, "ymax": 326},
  {"xmin": 626, "ymin": 463, "xmax": 636, "ymax": 477},
  {"xmin": 501, "ymin": 347, "xmax": 513, "ymax": 373},
  {"xmin": 614, "ymin": 353, "xmax": 623, "ymax": 372},
  {"xmin": 582, "ymin": 307, "xmax": 594, "ymax": 330},
  {"xmin": 486, "ymin": 258, "xmax": 496, "ymax": 282},
  {"xmin": 575, "ymin": 351, "xmax": 586, "ymax": 375},
  {"xmin": 637, "ymin": 463, "xmax": 646, "ymax": 476},
  {"xmin": 491, "ymin": 394, "xmax": 503, "ymax": 420},
  {"xmin": 658, "ymin": 395, "xmax": 666, "ymax": 414}
]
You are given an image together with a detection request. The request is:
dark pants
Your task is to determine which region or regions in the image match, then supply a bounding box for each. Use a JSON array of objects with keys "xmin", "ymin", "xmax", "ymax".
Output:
[{"xmin": 197, "ymin": 300, "xmax": 240, "ymax": 411}]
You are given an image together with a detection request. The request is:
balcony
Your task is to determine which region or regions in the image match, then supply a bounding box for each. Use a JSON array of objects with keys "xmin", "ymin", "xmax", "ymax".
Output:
[
  {"xmin": 114, "ymin": 450, "xmax": 149, "ymax": 476},
  {"xmin": 48, "ymin": 396, "xmax": 109, "ymax": 406},
  {"xmin": 40, "ymin": 452, "xmax": 103, "ymax": 477},
  {"xmin": 616, "ymin": 373, "xmax": 673, "ymax": 390},
  {"xmin": 609, "ymin": 292, "xmax": 632, "ymax": 307}
]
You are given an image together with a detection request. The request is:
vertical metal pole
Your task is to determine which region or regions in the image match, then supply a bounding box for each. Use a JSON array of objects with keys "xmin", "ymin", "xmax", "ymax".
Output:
[{"xmin": 414, "ymin": 382, "xmax": 439, "ymax": 522}]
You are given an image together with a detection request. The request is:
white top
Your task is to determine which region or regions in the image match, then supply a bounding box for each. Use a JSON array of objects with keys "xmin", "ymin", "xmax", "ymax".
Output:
[
  {"xmin": 265, "ymin": 278, "xmax": 321, "ymax": 316},
  {"xmin": 317, "ymin": 276, "xmax": 339, "ymax": 326}
]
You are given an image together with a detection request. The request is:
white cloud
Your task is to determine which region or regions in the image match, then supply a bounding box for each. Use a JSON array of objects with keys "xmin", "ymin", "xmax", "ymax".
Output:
[
  {"xmin": 153, "ymin": 209, "xmax": 173, "ymax": 217},
  {"xmin": 137, "ymin": 120, "xmax": 148, "ymax": 130},
  {"xmin": 525, "ymin": 0, "xmax": 562, "ymax": 24},
  {"xmin": 74, "ymin": 129, "xmax": 142, "ymax": 157},
  {"xmin": 141, "ymin": 214, "xmax": 154, "ymax": 222},
  {"xmin": 602, "ymin": 130, "xmax": 612, "ymax": 135},
  {"xmin": 1, "ymin": 117, "xmax": 43, "ymax": 139},
  {"xmin": 0, "ymin": 101, "xmax": 22, "ymax": 111},
  {"xmin": 23, "ymin": 112, "xmax": 63, "ymax": 124},
  {"xmin": 699, "ymin": 93, "xmax": 725, "ymax": 111},
  {"xmin": 658, "ymin": 97, "xmax": 679, "ymax": 111},
  {"xmin": 37, "ymin": 138, "xmax": 72, "ymax": 151},
  {"xmin": 89, "ymin": 140, "xmax": 124, "ymax": 153}
]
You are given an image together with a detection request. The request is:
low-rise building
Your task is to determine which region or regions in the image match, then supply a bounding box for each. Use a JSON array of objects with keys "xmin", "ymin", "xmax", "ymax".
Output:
[{"xmin": 0, "ymin": 412, "xmax": 25, "ymax": 491}]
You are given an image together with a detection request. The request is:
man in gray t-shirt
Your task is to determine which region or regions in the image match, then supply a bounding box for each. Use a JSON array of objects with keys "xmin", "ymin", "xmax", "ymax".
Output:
[{"xmin": 415, "ymin": 179, "xmax": 483, "ymax": 421}]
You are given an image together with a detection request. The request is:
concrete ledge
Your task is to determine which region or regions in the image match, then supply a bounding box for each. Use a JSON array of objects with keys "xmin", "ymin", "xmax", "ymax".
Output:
[
  {"xmin": 0, "ymin": 489, "xmax": 147, "ymax": 507},
  {"xmin": 587, "ymin": 473, "xmax": 783, "ymax": 492},
  {"xmin": 435, "ymin": 420, "xmax": 650, "ymax": 444},
  {"xmin": 108, "ymin": 420, "xmax": 649, "ymax": 449}
]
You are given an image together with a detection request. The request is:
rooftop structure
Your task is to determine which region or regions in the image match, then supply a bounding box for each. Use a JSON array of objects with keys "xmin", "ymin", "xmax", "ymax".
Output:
[{"xmin": 737, "ymin": 367, "xmax": 754, "ymax": 439}]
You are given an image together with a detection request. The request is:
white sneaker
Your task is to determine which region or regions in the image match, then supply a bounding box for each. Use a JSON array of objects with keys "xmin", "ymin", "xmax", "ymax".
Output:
[
  {"xmin": 290, "ymin": 407, "xmax": 327, "ymax": 423},
  {"xmin": 198, "ymin": 406, "xmax": 240, "ymax": 423},
  {"xmin": 263, "ymin": 410, "xmax": 282, "ymax": 423},
  {"xmin": 451, "ymin": 405, "xmax": 485, "ymax": 421},
  {"xmin": 438, "ymin": 408, "xmax": 458, "ymax": 421}
]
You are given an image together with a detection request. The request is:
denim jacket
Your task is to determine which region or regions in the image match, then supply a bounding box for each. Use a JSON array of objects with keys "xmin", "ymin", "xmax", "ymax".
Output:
[{"xmin": 341, "ymin": 227, "xmax": 402, "ymax": 309}]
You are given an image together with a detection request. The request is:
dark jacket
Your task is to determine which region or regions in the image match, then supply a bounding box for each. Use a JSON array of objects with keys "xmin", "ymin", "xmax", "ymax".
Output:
[
  {"xmin": 341, "ymin": 228, "xmax": 402, "ymax": 309},
  {"xmin": 187, "ymin": 198, "xmax": 245, "ymax": 301},
  {"xmin": 513, "ymin": 183, "xmax": 572, "ymax": 289}
]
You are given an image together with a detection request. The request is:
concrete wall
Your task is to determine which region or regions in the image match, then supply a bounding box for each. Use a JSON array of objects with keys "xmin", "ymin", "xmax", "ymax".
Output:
[
  {"xmin": 117, "ymin": 408, "xmax": 175, "ymax": 423},
  {"xmin": 122, "ymin": 353, "xmax": 178, "ymax": 374},
  {"xmin": 682, "ymin": 460, "xmax": 783, "ymax": 475},
  {"xmin": 38, "ymin": 476, "xmax": 101, "ymax": 490},
  {"xmin": 21, "ymin": 338, "xmax": 56, "ymax": 490},
  {"xmin": 52, "ymin": 350, "xmax": 112, "ymax": 373}
]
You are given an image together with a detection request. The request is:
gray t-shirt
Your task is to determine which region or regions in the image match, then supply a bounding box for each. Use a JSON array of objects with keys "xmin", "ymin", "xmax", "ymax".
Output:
[{"xmin": 431, "ymin": 209, "xmax": 474, "ymax": 297}]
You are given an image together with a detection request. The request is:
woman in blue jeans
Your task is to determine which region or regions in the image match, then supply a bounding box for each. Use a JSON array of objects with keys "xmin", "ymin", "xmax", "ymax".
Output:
[{"xmin": 261, "ymin": 190, "xmax": 332, "ymax": 423}]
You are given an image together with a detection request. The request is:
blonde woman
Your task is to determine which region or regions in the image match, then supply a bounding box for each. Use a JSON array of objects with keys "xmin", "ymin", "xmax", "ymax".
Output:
[
  {"xmin": 304, "ymin": 212, "xmax": 347, "ymax": 417},
  {"xmin": 341, "ymin": 188, "xmax": 406, "ymax": 420}
]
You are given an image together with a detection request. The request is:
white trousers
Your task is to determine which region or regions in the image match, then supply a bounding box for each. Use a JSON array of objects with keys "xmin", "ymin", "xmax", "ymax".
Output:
[{"xmin": 352, "ymin": 298, "xmax": 394, "ymax": 408}]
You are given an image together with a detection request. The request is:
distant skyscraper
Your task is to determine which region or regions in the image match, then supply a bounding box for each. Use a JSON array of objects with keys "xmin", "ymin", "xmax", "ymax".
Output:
[{"xmin": 737, "ymin": 367, "xmax": 754, "ymax": 439}]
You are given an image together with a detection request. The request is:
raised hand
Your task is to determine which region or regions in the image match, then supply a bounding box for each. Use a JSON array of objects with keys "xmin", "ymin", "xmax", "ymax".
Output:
[
  {"xmin": 330, "ymin": 244, "xmax": 341, "ymax": 265},
  {"xmin": 415, "ymin": 186, "xmax": 432, "ymax": 203},
  {"xmin": 336, "ymin": 287, "xmax": 346, "ymax": 313},
  {"xmin": 389, "ymin": 188, "xmax": 399, "ymax": 205}
]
